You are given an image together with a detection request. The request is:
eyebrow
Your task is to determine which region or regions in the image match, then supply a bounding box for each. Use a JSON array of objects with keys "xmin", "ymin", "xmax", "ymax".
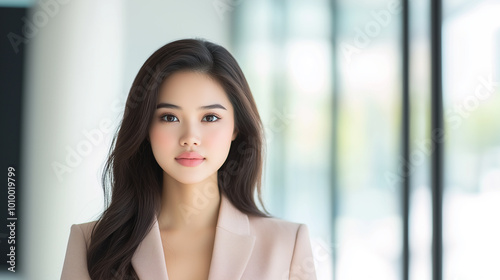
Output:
[{"xmin": 156, "ymin": 103, "xmax": 227, "ymax": 110}]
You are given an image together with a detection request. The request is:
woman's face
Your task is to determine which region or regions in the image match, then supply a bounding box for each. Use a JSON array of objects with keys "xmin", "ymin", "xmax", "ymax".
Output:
[{"xmin": 149, "ymin": 71, "xmax": 238, "ymax": 186}]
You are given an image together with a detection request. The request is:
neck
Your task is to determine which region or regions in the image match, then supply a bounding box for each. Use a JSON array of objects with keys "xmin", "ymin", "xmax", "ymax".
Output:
[{"xmin": 158, "ymin": 172, "xmax": 221, "ymax": 231}]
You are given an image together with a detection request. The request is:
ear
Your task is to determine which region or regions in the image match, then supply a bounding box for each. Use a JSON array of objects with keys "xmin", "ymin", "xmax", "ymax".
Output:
[{"xmin": 231, "ymin": 128, "xmax": 238, "ymax": 141}]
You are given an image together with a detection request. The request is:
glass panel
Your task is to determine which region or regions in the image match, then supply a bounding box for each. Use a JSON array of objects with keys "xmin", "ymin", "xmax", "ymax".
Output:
[
  {"xmin": 235, "ymin": 0, "xmax": 405, "ymax": 279},
  {"xmin": 233, "ymin": 0, "xmax": 334, "ymax": 278},
  {"xmin": 442, "ymin": 0, "xmax": 500, "ymax": 279},
  {"xmin": 336, "ymin": 0, "xmax": 402, "ymax": 279}
]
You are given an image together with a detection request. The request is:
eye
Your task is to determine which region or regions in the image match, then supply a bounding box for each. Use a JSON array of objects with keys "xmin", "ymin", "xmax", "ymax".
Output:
[
  {"xmin": 160, "ymin": 114, "xmax": 178, "ymax": 122},
  {"xmin": 160, "ymin": 114, "xmax": 220, "ymax": 123},
  {"xmin": 203, "ymin": 114, "xmax": 220, "ymax": 122}
]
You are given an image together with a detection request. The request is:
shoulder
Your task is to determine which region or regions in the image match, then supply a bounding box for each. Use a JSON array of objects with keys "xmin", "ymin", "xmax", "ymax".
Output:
[
  {"xmin": 247, "ymin": 215, "xmax": 311, "ymax": 244},
  {"xmin": 248, "ymin": 215, "xmax": 308, "ymax": 232},
  {"xmin": 68, "ymin": 220, "xmax": 98, "ymax": 248},
  {"xmin": 245, "ymin": 215, "xmax": 316, "ymax": 277},
  {"xmin": 61, "ymin": 221, "xmax": 98, "ymax": 280}
]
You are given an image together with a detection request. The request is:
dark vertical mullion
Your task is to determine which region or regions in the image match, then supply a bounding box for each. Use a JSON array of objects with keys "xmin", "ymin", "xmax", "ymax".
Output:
[
  {"xmin": 329, "ymin": 0, "xmax": 339, "ymax": 279},
  {"xmin": 430, "ymin": 0, "xmax": 443, "ymax": 280},
  {"xmin": 402, "ymin": 0, "xmax": 410, "ymax": 280}
]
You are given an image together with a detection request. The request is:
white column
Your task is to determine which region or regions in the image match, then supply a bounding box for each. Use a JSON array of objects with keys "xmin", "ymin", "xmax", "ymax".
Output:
[
  {"xmin": 21, "ymin": 0, "xmax": 230, "ymax": 278},
  {"xmin": 22, "ymin": 0, "xmax": 124, "ymax": 278}
]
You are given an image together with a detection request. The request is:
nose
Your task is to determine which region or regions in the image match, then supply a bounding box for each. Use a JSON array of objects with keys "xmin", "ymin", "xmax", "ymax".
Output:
[{"xmin": 179, "ymin": 123, "xmax": 201, "ymax": 147}]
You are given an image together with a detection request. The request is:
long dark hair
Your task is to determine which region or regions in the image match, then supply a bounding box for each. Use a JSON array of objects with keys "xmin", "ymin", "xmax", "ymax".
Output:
[{"xmin": 86, "ymin": 39, "xmax": 268, "ymax": 279}]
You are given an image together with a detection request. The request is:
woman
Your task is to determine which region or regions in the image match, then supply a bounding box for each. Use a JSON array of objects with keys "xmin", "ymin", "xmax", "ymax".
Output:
[{"xmin": 61, "ymin": 39, "xmax": 317, "ymax": 280}]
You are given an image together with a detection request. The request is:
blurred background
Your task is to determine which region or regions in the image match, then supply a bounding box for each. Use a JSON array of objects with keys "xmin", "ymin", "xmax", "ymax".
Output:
[{"xmin": 1, "ymin": 0, "xmax": 499, "ymax": 279}]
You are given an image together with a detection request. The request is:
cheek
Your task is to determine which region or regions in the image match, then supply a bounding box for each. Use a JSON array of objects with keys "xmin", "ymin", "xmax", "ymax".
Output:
[
  {"xmin": 149, "ymin": 126, "xmax": 175, "ymax": 153},
  {"xmin": 204, "ymin": 126, "xmax": 234, "ymax": 153}
]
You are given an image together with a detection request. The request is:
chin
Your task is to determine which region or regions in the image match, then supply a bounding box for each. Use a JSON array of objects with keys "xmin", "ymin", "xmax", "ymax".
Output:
[{"xmin": 169, "ymin": 172, "xmax": 213, "ymax": 185}]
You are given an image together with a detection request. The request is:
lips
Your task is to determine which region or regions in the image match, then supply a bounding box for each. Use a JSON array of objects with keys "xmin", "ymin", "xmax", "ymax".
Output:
[
  {"xmin": 175, "ymin": 152, "xmax": 205, "ymax": 167},
  {"xmin": 175, "ymin": 152, "xmax": 204, "ymax": 160}
]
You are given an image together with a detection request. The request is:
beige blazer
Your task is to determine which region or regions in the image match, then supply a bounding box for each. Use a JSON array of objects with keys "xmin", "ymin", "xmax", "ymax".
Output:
[{"xmin": 61, "ymin": 195, "xmax": 317, "ymax": 279}]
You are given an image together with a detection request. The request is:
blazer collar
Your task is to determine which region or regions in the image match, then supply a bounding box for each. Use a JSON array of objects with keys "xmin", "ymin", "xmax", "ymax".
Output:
[{"xmin": 131, "ymin": 194, "xmax": 256, "ymax": 280}]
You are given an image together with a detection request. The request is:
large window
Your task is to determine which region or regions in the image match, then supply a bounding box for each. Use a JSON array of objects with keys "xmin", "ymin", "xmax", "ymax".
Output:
[{"xmin": 232, "ymin": 0, "xmax": 499, "ymax": 279}]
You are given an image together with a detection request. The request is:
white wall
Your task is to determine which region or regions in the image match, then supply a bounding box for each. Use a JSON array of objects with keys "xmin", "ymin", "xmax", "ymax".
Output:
[
  {"xmin": 122, "ymin": 0, "xmax": 231, "ymax": 88},
  {"xmin": 21, "ymin": 0, "xmax": 229, "ymax": 278}
]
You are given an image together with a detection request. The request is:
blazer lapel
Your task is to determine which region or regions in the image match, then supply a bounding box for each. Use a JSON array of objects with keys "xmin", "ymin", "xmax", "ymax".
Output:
[
  {"xmin": 131, "ymin": 194, "xmax": 255, "ymax": 280},
  {"xmin": 207, "ymin": 195, "xmax": 256, "ymax": 280},
  {"xmin": 131, "ymin": 220, "xmax": 169, "ymax": 280}
]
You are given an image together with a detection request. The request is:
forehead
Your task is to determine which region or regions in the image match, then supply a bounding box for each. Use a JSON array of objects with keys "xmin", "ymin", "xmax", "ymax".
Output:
[{"xmin": 157, "ymin": 71, "xmax": 231, "ymax": 107}]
